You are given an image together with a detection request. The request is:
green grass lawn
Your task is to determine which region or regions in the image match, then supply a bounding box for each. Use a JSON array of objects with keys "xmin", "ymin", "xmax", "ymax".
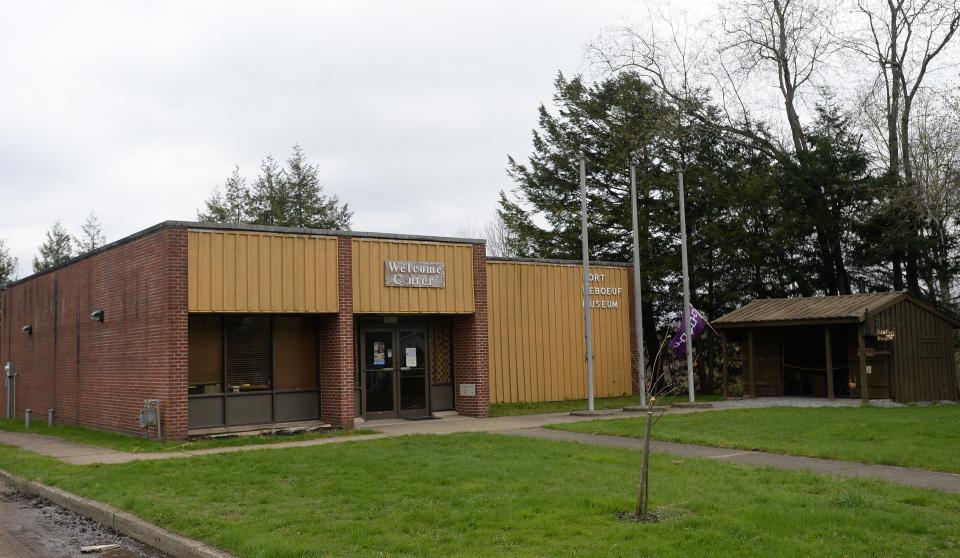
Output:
[
  {"xmin": 0, "ymin": 433, "xmax": 957, "ymax": 557},
  {"xmin": 0, "ymin": 418, "xmax": 372, "ymax": 453},
  {"xmin": 549, "ymin": 405, "xmax": 960, "ymax": 473},
  {"xmin": 490, "ymin": 393, "xmax": 725, "ymax": 416}
]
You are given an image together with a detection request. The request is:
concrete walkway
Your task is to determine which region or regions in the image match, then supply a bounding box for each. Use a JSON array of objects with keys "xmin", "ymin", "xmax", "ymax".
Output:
[
  {"xmin": 0, "ymin": 410, "xmax": 635, "ymax": 465},
  {"xmin": 2, "ymin": 408, "xmax": 959, "ymax": 494},
  {"xmin": 508, "ymin": 427, "xmax": 960, "ymax": 494}
]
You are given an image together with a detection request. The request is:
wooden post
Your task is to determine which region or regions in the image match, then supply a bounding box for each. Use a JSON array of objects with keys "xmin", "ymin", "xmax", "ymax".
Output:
[
  {"xmin": 824, "ymin": 326, "xmax": 834, "ymax": 400},
  {"xmin": 858, "ymin": 324, "xmax": 868, "ymax": 403},
  {"xmin": 721, "ymin": 331, "xmax": 729, "ymax": 398},
  {"xmin": 748, "ymin": 329, "xmax": 756, "ymax": 397}
]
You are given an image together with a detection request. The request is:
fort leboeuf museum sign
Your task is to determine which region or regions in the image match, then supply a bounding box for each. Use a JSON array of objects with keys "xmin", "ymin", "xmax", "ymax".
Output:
[{"xmin": 384, "ymin": 260, "xmax": 446, "ymax": 288}]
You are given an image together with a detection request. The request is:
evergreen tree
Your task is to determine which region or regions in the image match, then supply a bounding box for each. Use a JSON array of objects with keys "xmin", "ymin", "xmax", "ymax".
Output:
[
  {"xmin": 76, "ymin": 211, "xmax": 106, "ymax": 254},
  {"xmin": 197, "ymin": 147, "xmax": 352, "ymax": 230},
  {"xmin": 247, "ymin": 156, "xmax": 291, "ymax": 227},
  {"xmin": 32, "ymin": 221, "xmax": 75, "ymax": 272},
  {"xmin": 282, "ymin": 144, "xmax": 352, "ymax": 229},
  {"xmin": 499, "ymin": 72, "xmax": 832, "ymax": 372},
  {"xmin": 198, "ymin": 166, "xmax": 249, "ymax": 223},
  {"xmin": 0, "ymin": 239, "xmax": 17, "ymax": 287}
]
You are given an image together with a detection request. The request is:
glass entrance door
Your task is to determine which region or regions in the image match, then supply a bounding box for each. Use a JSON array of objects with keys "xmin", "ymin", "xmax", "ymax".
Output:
[
  {"xmin": 397, "ymin": 329, "xmax": 428, "ymax": 418},
  {"xmin": 360, "ymin": 327, "xmax": 430, "ymax": 419},
  {"xmin": 361, "ymin": 329, "xmax": 396, "ymax": 420}
]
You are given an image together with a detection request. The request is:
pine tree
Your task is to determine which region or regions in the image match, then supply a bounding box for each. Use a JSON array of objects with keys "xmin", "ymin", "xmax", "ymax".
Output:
[
  {"xmin": 0, "ymin": 239, "xmax": 17, "ymax": 287},
  {"xmin": 247, "ymin": 156, "xmax": 290, "ymax": 226},
  {"xmin": 76, "ymin": 211, "xmax": 106, "ymax": 254},
  {"xmin": 32, "ymin": 221, "xmax": 75, "ymax": 272},
  {"xmin": 197, "ymin": 147, "xmax": 352, "ymax": 230},
  {"xmin": 499, "ymin": 72, "xmax": 813, "ymax": 364},
  {"xmin": 282, "ymin": 144, "xmax": 352, "ymax": 229},
  {"xmin": 198, "ymin": 166, "xmax": 249, "ymax": 223}
]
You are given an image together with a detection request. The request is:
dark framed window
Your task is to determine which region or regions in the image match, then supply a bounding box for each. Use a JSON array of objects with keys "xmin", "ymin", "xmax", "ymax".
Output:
[
  {"xmin": 188, "ymin": 315, "xmax": 223, "ymax": 395},
  {"xmin": 273, "ymin": 316, "xmax": 318, "ymax": 391},
  {"xmin": 225, "ymin": 316, "xmax": 273, "ymax": 392}
]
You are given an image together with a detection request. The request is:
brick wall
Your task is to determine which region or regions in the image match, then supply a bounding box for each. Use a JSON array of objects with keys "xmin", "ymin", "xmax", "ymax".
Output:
[
  {"xmin": 452, "ymin": 243, "xmax": 490, "ymax": 417},
  {"xmin": 0, "ymin": 227, "xmax": 189, "ymax": 439},
  {"xmin": 318, "ymin": 236, "xmax": 355, "ymax": 428}
]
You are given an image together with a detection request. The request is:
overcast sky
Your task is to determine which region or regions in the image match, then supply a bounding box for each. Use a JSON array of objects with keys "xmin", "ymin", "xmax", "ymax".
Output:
[{"xmin": 0, "ymin": 0, "xmax": 690, "ymax": 278}]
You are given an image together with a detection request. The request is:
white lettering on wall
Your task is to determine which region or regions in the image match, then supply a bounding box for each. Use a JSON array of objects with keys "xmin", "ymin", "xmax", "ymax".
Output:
[
  {"xmin": 583, "ymin": 271, "xmax": 623, "ymax": 310},
  {"xmin": 384, "ymin": 260, "xmax": 446, "ymax": 288}
]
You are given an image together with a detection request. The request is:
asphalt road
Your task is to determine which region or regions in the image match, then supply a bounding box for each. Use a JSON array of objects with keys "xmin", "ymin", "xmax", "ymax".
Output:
[{"xmin": 0, "ymin": 478, "xmax": 168, "ymax": 558}]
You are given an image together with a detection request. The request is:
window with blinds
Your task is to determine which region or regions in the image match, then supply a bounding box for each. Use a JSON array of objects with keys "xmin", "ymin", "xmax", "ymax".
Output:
[
  {"xmin": 188, "ymin": 315, "xmax": 223, "ymax": 395},
  {"xmin": 225, "ymin": 316, "xmax": 273, "ymax": 392},
  {"xmin": 273, "ymin": 316, "xmax": 318, "ymax": 391}
]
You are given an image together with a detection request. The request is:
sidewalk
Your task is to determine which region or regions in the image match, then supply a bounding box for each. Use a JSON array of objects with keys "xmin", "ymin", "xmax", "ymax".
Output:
[
  {"xmin": 508, "ymin": 427, "xmax": 960, "ymax": 494},
  {"xmin": 2, "ymin": 409, "xmax": 959, "ymax": 494},
  {"xmin": 0, "ymin": 410, "xmax": 634, "ymax": 465}
]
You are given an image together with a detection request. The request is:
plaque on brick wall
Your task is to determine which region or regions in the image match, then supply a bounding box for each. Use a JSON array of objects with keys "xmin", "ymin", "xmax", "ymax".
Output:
[
  {"xmin": 384, "ymin": 260, "xmax": 445, "ymax": 288},
  {"xmin": 459, "ymin": 383, "xmax": 476, "ymax": 397}
]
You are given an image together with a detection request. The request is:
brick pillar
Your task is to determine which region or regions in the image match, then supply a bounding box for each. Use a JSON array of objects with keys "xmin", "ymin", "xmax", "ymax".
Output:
[
  {"xmin": 627, "ymin": 267, "xmax": 641, "ymax": 396},
  {"xmin": 320, "ymin": 236, "xmax": 355, "ymax": 428},
  {"xmin": 453, "ymin": 243, "xmax": 490, "ymax": 417},
  {"xmin": 164, "ymin": 228, "xmax": 190, "ymax": 440}
]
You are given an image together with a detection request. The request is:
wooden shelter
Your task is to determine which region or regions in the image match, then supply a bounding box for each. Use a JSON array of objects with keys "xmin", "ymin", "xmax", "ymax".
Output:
[{"xmin": 714, "ymin": 293, "xmax": 960, "ymax": 403}]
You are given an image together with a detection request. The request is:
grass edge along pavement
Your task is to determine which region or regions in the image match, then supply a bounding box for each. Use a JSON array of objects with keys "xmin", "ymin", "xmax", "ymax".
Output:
[
  {"xmin": 1, "ymin": 433, "xmax": 959, "ymax": 557},
  {"xmin": 0, "ymin": 418, "xmax": 373, "ymax": 453},
  {"xmin": 548, "ymin": 404, "xmax": 960, "ymax": 473},
  {"xmin": 490, "ymin": 394, "xmax": 725, "ymax": 417},
  {"xmin": 0, "ymin": 468, "xmax": 233, "ymax": 558}
]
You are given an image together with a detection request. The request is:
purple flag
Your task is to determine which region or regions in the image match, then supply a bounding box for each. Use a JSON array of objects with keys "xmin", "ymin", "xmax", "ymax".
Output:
[{"xmin": 669, "ymin": 307, "xmax": 707, "ymax": 358}]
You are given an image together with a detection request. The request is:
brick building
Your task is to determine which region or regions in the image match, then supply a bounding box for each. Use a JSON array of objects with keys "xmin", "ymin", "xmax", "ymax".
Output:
[{"xmin": 1, "ymin": 222, "xmax": 638, "ymax": 440}]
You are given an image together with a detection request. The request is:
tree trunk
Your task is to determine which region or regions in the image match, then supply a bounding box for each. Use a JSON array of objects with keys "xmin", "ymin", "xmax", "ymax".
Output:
[
  {"xmin": 815, "ymin": 224, "xmax": 839, "ymax": 295},
  {"xmin": 893, "ymin": 258, "xmax": 904, "ymax": 291},
  {"xmin": 635, "ymin": 408, "xmax": 654, "ymax": 517},
  {"xmin": 906, "ymin": 246, "xmax": 922, "ymax": 296}
]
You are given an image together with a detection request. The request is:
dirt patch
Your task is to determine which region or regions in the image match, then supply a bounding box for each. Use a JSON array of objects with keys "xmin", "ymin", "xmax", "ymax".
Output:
[
  {"xmin": 0, "ymin": 478, "xmax": 169, "ymax": 558},
  {"xmin": 616, "ymin": 504, "xmax": 690, "ymax": 524},
  {"xmin": 617, "ymin": 510, "xmax": 661, "ymax": 523}
]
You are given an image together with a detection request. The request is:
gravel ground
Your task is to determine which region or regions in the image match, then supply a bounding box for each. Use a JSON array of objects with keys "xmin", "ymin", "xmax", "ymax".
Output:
[
  {"xmin": 0, "ymin": 478, "xmax": 169, "ymax": 558},
  {"xmin": 711, "ymin": 396, "xmax": 907, "ymax": 409}
]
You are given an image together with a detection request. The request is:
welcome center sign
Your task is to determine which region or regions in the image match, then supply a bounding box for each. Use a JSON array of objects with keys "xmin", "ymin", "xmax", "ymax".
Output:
[{"xmin": 384, "ymin": 260, "xmax": 446, "ymax": 288}]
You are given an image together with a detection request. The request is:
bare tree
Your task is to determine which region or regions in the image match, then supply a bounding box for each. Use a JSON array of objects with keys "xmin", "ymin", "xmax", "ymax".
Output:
[
  {"xmin": 595, "ymin": 0, "xmax": 839, "ymax": 163},
  {"xmin": 627, "ymin": 333, "xmax": 688, "ymax": 521},
  {"xmin": 850, "ymin": 0, "xmax": 960, "ymax": 294},
  {"xmin": 456, "ymin": 213, "xmax": 519, "ymax": 257},
  {"xmin": 718, "ymin": 0, "xmax": 838, "ymax": 156},
  {"xmin": 911, "ymin": 93, "xmax": 960, "ymax": 301}
]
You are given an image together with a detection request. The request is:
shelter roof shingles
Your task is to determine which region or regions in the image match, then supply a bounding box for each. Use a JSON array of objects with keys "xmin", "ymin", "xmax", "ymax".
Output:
[{"xmin": 713, "ymin": 292, "xmax": 908, "ymax": 327}]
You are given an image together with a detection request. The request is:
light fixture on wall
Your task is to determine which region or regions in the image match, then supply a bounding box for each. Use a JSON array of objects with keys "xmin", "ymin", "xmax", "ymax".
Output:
[
  {"xmin": 21, "ymin": 325, "xmax": 32, "ymax": 335},
  {"xmin": 90, "ymin": 309, "xmax": 104, "ymax": 324}
]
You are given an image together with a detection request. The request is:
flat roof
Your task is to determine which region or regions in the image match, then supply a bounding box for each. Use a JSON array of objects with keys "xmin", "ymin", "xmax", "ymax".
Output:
[
  {"xmin": 2, "ymin": 220, "xmax": 485, "ymax": 290},
  {"xmin": 486, "ymin": 256, "xmax": 631, "ymax": 268}
]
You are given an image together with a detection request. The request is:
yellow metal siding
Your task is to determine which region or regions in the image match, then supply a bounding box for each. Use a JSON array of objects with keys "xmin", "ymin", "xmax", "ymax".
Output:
[
  {"xmin": 188, "ymin": 230, "xmax": 338, "ymax": 313},
  {"xmin": 487, "ymin": 261, "xmax": 632, "ymax": 403},
  {"xmin": 352, "ymin": 238, "xmax": 476, "ymax": 314}
]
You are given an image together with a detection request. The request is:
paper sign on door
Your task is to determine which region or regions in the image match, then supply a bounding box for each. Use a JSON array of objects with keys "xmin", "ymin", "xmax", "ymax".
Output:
[{"xmin": 405, "ymin": 347, "xmax": 417, "ymax": 367}]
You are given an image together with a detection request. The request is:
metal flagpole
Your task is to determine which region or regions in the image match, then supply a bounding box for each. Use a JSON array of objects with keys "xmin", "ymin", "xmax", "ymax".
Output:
[
  {"xmin": 580, "ymin": 155, "xmax": 595, "ymax": 412},
  {"xmin": 629, "ymin": 160, "xmax": 647, "ymax": 408},
  {"xmin": 678, "ymin": 168, "xmax": 695, "ymax": 403}
]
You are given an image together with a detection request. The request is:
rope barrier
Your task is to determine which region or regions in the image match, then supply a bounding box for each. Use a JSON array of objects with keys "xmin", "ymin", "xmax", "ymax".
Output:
[{"xmin": 782, "ymin": 362, "xmax": 851, "ymax": 372}]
